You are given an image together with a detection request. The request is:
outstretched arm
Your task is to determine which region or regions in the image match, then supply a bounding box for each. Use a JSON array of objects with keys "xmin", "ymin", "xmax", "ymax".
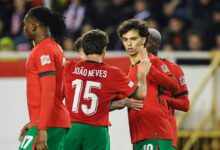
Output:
[{"xmin": 110, "ymin": 98, "xmax": 144, "ymax": 111}]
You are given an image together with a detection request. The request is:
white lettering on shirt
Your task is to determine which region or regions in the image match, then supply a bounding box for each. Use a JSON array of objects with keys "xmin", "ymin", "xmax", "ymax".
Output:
[{"xmin": 72, "ymin": 67, "xmax": 108, "ymax": 78}]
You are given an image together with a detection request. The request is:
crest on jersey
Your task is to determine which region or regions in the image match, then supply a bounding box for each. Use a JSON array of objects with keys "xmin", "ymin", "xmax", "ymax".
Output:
[
  {"xmin": 179, "ymin": 76, "xmax": 186, "ymax": 85},
  {"xmin": 40, "ymin": 55, "xmax": 51, "ymax": 66},
  {"xmin": 161, "ymin": 64, "xmax": 169, "ymax": 73},
  {"xmin": 128, "ymin": 81, "xmax": 134, "ymax": 88}
]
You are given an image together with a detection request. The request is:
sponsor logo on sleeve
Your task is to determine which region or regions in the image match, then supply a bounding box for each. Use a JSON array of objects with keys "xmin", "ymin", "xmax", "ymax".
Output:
[
  {"xmin": 40, "ymin": 55, "xmax": 51, "ymax": 66},
  {"xmin": 128, "ymin": 81, "xmax": 134, "ymax": 88},
  {"xmin": 179, "ymin": 76, "xmax": 186, "ymax": 85},
  {"xmin": 161, "ymin": 64, "xmax": 169, "ymax": 72}
]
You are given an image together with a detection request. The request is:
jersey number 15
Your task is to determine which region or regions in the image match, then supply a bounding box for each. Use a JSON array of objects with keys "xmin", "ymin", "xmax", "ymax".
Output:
[{"xmin": 72, "ymin": 79, "xmax": 101, "ymax": 116}]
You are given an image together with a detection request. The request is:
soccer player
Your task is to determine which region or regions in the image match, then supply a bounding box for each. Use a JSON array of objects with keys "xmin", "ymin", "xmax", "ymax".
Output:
[
  {"xmin": 63, "ymin": 29, "xmax": 151, "ymax": 150},
  {"xmin": 146, "ymin": 28, "xmax": 190, "ymax": 150},
  {"xmin": 18, "ymin": 6, "xmax": 71, "ymax": 150},
  {"xmin": 117, "ymin": 19, "xmax": 179, "ymax": 150},
  {"xmin": 73, "ymin": 37, "xmax": 144, "ymax": 111}
]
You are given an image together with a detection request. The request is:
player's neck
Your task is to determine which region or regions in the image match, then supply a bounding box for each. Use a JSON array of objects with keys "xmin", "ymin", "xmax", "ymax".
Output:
[
  {"xmin": 33, "ymin": 33, "xmax": 50, "ymax": 45},
  {"xmin": 86, "ymin": 54, "xmax": 103, "ymax": 63},
  {"xmin": 130, "ymin": 54, "xmax": 140, "ymax": 65}
]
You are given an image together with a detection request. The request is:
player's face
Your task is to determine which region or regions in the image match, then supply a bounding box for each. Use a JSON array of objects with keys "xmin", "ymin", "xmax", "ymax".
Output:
[
  {"xmin": 23, "ymin": 14, "xmax": 35, "ymax": 40},
  {"xmin": 121, "ymin": 29, "xmax": 146, "ymax": 56},
  {"xmin": 146, "ymin": 36, "xmax": 160, "ymax": 53}
]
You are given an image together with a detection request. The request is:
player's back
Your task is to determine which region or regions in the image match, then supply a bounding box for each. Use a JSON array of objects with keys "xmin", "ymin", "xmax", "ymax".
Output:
[
  {"xmin": 26, "ymin": 38, "xmax": 70, "ymax": 128},
  {"xmin": 64, "ymin": 60, "xmax": 136, "ymax": 126}
]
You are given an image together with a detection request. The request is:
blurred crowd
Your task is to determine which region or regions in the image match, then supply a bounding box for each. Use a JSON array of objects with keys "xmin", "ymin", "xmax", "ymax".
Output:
[{"xmin": 0, "ymin": 0, "xmax": 220, "ymax": 52}]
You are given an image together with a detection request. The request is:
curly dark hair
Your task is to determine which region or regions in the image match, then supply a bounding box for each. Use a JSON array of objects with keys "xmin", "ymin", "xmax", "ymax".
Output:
[
  {"xmin": 117, "ymin": 19, "xmax": 149, "ymax": 39},
  {"xmin": 28, "ymin": 6, "xmax": 67, "ymax": 45}
]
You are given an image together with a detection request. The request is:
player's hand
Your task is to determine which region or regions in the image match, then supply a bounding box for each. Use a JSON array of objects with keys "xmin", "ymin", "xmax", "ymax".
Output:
[
  {"xmin": 138, "ymin": 58, "xmax": 152, "ymax": 78},
  {"xmin": 125, "ymin": 98, "xmax": 144, "ymax": 110},
  {"xmin": 35, "ymin": 130, "xmax": 48, "ymax": 150},
  {"xmin": 19, "ymin": 122, "xmax": 31, "ymax": 143},
  {"xmin": 136, "ymin": 46, "xmax": 148, "ymax": 61},
  {"xmin": 112, "ymin": 100, "xmax": 127, "ymax": 109}
]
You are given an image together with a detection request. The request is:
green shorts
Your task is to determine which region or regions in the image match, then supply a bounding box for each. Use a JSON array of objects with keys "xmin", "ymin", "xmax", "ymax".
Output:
[
  {"xmin": 63, "ymin": 123, "xmax": 110, "ymax": 150},
  {"xmin": 18, "ymin": 126, "xmax": 68, "ymax": 150},
  {"xmin": 170, "ymin": 146, "xmax": 176, "ymax": 150},
  {"xmin": 133, "ymin": 139, "xmax": 173, "ymax": 150}
]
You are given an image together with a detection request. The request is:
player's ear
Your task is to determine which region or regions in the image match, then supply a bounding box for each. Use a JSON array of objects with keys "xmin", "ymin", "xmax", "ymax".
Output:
[
  {"xmin": 102, "ymin": 47, "xmax": 107, "ymax": 56},
  {"xmin": 32, "ymin": 22, "xmax": 37, "ymax": 32},
  {"xmin": 32, "ymin": 21, "xmax": 41, "ymax": 32},
  {"xmin": 141, "ymin": 37, "xmax": 146, "ymax": 45}
]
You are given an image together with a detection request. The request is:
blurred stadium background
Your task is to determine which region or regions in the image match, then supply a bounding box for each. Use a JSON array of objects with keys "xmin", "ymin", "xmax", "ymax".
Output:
[{"xmin": 0, "ymin": 0, "xmax": 220, "ymax": 149}]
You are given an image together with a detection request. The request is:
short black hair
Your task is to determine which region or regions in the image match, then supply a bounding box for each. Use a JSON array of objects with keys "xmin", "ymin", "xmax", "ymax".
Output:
[
  {"xmin": 74, "ymin": 37, "xmax": 82, "ymax": 52},
  {"xmin": 117, "ymin": 19, "xmax": 149, "ymax": 39},
  {"xmin": 147, "ymin": 28, "xmax": 161, "ymax": 55},
  {"xmin": 81, "ymin": 29, "xmax": 109, "ymax": 55},
  {"xmin": 28, "ymin": 6, "xmax": 67, "ymax": 45}
]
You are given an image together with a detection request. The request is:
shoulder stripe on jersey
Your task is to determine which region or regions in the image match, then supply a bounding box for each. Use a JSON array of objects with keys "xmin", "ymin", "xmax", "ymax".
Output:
[
  {"xmin": 128, "ymin": 86, "xmax": 139, "ymax": 98},
  {"xmin": 174, "ymin": 90, "xmax": 189, "ymax": 98},
  {"xmin": 157, "ymin": 86, "xmax": 164, "ymax": 104},
  {"xmin": 38, "ymin": 71, "xmax": 56, "ymax": 77}
]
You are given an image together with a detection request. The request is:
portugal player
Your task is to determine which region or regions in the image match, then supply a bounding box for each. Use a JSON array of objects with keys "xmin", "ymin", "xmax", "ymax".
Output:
[
  {"xmin": 63, "ymin": 29, "xmax": 151, "ymax": 150},
  {"xmin": 73, "ymin": 36, "xmax": 144, "ymax": 112},
  {"xmin": 117, "ymin": 19, "xmax": 179, "ymax": 150},
  {"xmin": 19, "ymin": 6, "xmax": 70, "ymax": 150},
  {"xmin": 146, "ymin": 28, "xmax": 190, "ymax": 150}
]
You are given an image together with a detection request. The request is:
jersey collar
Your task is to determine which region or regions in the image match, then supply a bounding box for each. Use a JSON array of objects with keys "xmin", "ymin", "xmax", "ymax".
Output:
[
  {"xmin": 131, "ymin": 60, "xmax": 140, "ymax": 67},
  {"xmin": 84, "ymin": 60, "xmax": 103, "ymax": 64}
]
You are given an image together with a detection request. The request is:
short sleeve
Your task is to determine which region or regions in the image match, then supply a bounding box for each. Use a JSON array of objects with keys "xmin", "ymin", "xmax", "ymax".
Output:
[{"xmin": 112, "ymin": 68, "xmax": 137, "ymax": 98}]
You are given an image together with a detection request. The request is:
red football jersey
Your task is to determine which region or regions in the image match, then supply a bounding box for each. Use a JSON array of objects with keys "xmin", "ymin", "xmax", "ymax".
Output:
[
  {"xmin": 128, "ymin": 54, "xmax": 176, "ymax": 144},
  {"xmin": 64, "ymin": 60, "xmax": 137, "ymax": 126},
  {"xmin": 163, "ymin": 59, "xmax": 189, "ymax": 147},
  {"xmin": 26, "ymin": 38, "xmax": 71, "ymax": 129}
]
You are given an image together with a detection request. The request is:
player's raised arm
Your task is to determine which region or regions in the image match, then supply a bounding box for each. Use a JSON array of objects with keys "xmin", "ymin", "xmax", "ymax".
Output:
[
  {"xmin": 137, "ymin": 46, "xmax": 148, "ymax": 61},
  {"xmin": 133, "ymin": 58, "xmax": 151, "ymax": 99},
  {"xmin": 134, "ymin": 47, "xmax": 151, "ymax": 99}
]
